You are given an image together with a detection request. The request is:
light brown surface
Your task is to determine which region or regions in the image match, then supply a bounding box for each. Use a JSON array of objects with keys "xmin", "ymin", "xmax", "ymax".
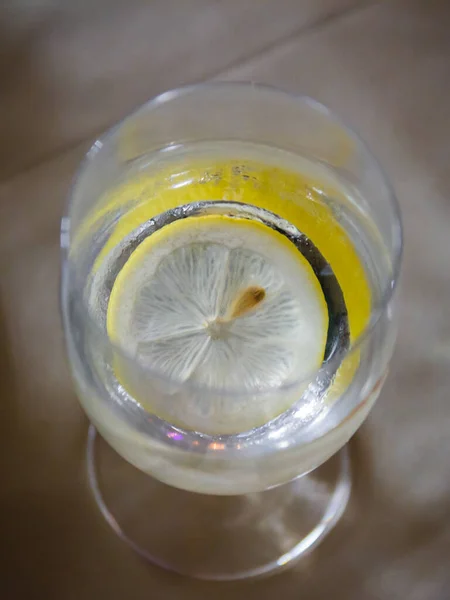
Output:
[{"xmin": 1, "ymin": 0, "xmax": 450, "ymax": 598}]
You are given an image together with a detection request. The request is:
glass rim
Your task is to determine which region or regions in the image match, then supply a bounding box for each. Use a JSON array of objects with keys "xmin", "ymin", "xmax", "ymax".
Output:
[{"xmin": 61, "ymin": 81, "xmax": 403, "ymax": 398}]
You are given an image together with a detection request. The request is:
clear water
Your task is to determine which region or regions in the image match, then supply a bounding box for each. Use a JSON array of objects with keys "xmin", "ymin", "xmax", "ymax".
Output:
[{"xmin": 62, "ymin": 141, "xmax": 389, "ymax": 493}]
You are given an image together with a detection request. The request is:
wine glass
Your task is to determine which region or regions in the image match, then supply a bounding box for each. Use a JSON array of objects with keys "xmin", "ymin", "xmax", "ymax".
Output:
[{"xmin": 61, "ymin": 82, "xmax": 402, "ymax": 580}]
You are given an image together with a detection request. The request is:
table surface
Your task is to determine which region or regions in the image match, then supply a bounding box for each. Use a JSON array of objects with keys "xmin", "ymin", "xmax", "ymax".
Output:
[{"xmin": 1, "ymin": 1, "xmax": 450, "ymax": 598}]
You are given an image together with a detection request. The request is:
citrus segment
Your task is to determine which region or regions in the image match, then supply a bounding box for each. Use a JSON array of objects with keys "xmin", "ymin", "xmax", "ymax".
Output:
[{"xmin": 107, "ymin": 215, "xmax": 329, "ymax": 398}]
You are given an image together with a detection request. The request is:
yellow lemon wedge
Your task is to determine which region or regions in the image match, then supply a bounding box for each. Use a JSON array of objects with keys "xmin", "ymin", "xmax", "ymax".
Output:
[{"xmin": 107, "ymin": 215, "xmax": 329, "ymax": 399}]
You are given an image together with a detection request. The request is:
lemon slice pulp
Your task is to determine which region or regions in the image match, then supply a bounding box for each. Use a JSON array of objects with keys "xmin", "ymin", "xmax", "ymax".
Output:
[{"xmin": 107, "ymin": 215, "xmax": 329, "ymax": 419}]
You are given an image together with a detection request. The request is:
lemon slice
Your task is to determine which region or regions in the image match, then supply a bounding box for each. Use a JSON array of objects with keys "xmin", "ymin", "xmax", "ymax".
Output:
[{"xmin": 107, "ymin": 214, "xmax": 329, "ymax": 431}]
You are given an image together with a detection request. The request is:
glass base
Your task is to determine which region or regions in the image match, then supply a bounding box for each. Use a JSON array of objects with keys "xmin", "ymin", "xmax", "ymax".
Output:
[{"xmin": 87, "ymin": 425, "xmax": 351, "ymax": 581}]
